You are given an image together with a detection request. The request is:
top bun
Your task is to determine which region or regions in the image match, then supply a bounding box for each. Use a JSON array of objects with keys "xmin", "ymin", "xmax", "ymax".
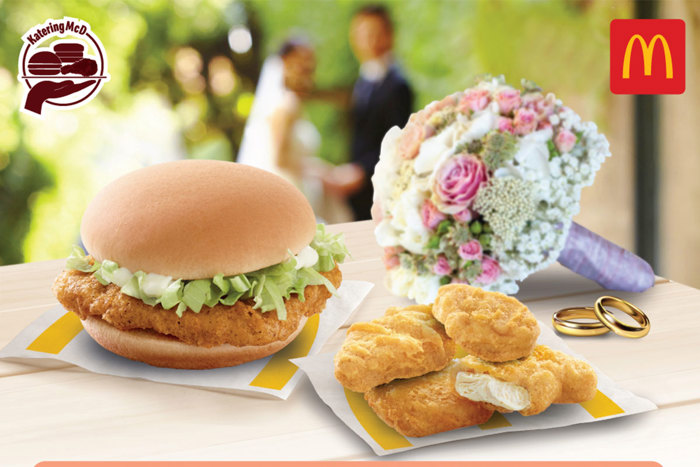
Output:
[
  {"xmin": 54, "ymin": 43, "xmax": 84, "ymax": 53},
  {"xmin": 81, "ymin": 160, "xmax": 317, "ymax": 279}
]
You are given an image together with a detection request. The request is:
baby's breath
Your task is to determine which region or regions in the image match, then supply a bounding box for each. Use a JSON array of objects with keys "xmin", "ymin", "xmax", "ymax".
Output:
[{"xmin": 473, "ymin": 178, "xmax": 537, "ymax": 244}]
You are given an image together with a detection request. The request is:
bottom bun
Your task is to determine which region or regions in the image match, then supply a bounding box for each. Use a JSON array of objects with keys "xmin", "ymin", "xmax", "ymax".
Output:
[{"xmin": 81, "ymin": 315, "xmax": 308, "ymax": 369}]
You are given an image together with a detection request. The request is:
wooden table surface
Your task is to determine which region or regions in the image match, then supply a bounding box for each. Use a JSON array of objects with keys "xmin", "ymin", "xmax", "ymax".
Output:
[{"xmin": 1, "ymin": 220, "xmax": 699, "ymax": 466}]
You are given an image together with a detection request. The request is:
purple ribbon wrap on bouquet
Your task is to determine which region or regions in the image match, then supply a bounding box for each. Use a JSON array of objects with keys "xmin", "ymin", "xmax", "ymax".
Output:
[{"xmin": 558, "ymin": 222, "xmax": 655, "ymax": 292}]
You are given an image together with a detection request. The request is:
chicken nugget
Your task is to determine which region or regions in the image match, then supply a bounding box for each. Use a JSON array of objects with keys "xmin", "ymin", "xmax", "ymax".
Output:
[
  {"xmin": 365, "ymin": 361, "xmax": 494, "ymax": 437},
  {"xmin": 455, "ymin": 345, "xmax": 597, "ymax": 416},
  {"xmin": 334, "ymin": 305, "xmax": 455, "ymax": 392},
  {"xmin": 433, "ymin": 284, "xmax": 539, "ymax": 362}
]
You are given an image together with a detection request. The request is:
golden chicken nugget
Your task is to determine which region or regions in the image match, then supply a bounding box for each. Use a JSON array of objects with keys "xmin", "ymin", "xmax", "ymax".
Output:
[
  {"xmin": 334, "ymin": 305, "xmax": 455, "ymax": 392},
  {"xmin": 455, "ymin": 345, "xmax": 598, "ymax": 416},
  {"xmin": 364, "ymin": 361, "xmax": 494, "ymax": 437},
  {"xmin": 433, "ymin": 284, "xmax": 539, "ymax": 362}
]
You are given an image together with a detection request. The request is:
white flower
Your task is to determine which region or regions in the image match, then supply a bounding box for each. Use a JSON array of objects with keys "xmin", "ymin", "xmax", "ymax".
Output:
[
  {"xmin": 386, "ymin": 267, "xmax": 416, "ymax": 297},
  {"xmin": 461, "ymin": 109, "xmax": 497, "ymax": 142},
  {"xmin": 389, "ymin": 187, "xmax": 430, "ymax": 254},
  {"xmin": 374, "ymin": 219, "xmax": 400, "ymax": 247},
  {"xmin": 411, "ymin": 274, "xmax": 442, "ymax": 304},
  {"xmin": 414, "ymin": 122, "xmax": 458, "ymax": 175},
  {"xmin": 372, "ymin": 126, "xmax": 403, "ymax": 207}
]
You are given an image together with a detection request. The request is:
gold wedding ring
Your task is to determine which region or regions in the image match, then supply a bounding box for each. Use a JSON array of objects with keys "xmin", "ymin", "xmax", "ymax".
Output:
[
  {"xmin": 594, "ymin": 295, "xmax": 650, "ymax": 338},
  {"xmin": 552, "ymin": 307, "xmax": 611, "ymax": 337},
  {"xmin": 553, "ymin": 296, "xmax": 650, "ymax": 339}
]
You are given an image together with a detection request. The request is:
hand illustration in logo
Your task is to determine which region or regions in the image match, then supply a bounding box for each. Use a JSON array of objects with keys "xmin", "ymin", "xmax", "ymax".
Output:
[{"xmin": 24, "ymin": 79, "xmax": 96, "ymax": 115}]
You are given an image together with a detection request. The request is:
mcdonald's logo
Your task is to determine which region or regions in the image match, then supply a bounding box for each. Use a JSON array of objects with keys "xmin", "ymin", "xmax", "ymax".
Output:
[{"xmin": 611, "ymin": 19, "xmax": 685, "ymax": 95}]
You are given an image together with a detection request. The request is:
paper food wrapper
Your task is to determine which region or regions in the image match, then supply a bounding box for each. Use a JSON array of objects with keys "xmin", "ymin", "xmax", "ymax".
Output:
[
  {"xmin": 0, "ymin": 280, "xmax": 373, "ymax": 400},
  {"xmin": 293, "ymin": 321, "xmax": 656, "ymax": 456}
]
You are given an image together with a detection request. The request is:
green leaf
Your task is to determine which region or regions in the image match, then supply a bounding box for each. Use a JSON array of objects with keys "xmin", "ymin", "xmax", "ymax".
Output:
[
  {"xmin": 311, "ymin": 223, "xmax": 350, "ymax": 271},
  {"xmin": 547, "ymin": 139, "xmax": 560, "ymax": 160},
  {"xmin": 436, "ymin": 219, "xmax": 452, "ymax": 236},
  {"xmin": 120, "ymin": 275, "xmax": 141, "ymax": 299},
  {"xmin": 220, "ymin": 290, "xmax": 245, "ymax": 306},
  {"xmin": 160, "ymin": 279, "xmax": 183, "ymax": 310},
  {"xmin": 65, "ymin": 246, "xmax": 98, "ymax": 273},
  {"xmin": 93, "ymin": 259, "xmax": 119, "ymax": 285},
  {"xmin": 182, "ymin": 279, "xmax": 210, "ymax": 313},
  {"xmin": 479, "ymin": 233, "xmax": 492, "ymax": 248},
  {"xmin": 212, "ymin": 274, "xmax": 230, "ymax": 294},
  {"xmin": 427, "ymin": 235, "xmax": 441, "ymax": 249},
  {"xmin": 175, "ymin": 302, "xmax": 187, "ymax": 318},
  {"xmin": 470, "ymin": 221, "xmax": 483, "ymax": 235},
  {"xmin": 229, "ymin": 275, "xmax": 251, "ymax": 293}
]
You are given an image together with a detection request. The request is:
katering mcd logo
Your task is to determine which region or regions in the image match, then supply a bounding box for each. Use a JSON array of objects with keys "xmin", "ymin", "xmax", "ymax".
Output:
[
  {"xmin": 610, "ymin": 19, "xmax": 685, "ymax": 95},
  {"xmin": 17, "ymin": 17, "xmax": 109, "ymax": 117}
]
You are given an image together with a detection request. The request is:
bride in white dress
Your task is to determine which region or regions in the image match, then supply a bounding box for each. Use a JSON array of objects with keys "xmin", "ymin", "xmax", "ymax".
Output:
[{"xmin": 237, "ymin": 39, "xmax": 351, "ymax": 223}]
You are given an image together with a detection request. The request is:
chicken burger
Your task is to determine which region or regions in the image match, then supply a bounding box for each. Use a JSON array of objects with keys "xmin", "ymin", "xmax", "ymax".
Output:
[{"xmin": 53, "ymin": 160, "xmax": 347, "ymax": 369}]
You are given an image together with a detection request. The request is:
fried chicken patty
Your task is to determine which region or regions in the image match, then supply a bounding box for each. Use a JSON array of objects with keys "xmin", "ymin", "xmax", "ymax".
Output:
[{"xmin": 52, "ymin": 265, "xmax": 342, "ymax": 348}]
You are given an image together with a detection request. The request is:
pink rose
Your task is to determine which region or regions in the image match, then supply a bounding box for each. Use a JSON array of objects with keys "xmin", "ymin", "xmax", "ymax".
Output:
[
  {"xmin": 458, "ymin": 89, "xmax": 490, "ymax": 113},
  {"xmin": 434, "ymin": 94, "xmax": 459, "ymax": 112},
  {"xmin": 537, "ymin": 120, "xmax": 552, "ymax": 131},
  {"xmin": 495, "ymin": 89, "xmax": 521, "ymax": 115},
  {"xmin": 453, "ymin": 207, "xmax": 473, "ymax": 223},
  {"xmin": 475, "ymin": 256, "xmax": 500, "ymax": 284},
  {"xmin": 433, "ymin": 255, "xmax": 452, "ymax": 276},
  {"xmin": 434, "ymin": 154, "xmax": 488, "ymax": 211},
  {"xmin": 411, "ymin": 94, "xmax": 457, "ymax": 126},
  {"xmin": 497, "ymin": 117, "xmax": 514, "ymax": 134},
  {"xmin": 458, "ymin": 239, "xmax": 483, "ymax": 261},
  {"xmin": 523, "ymin": 93, "xmax": 556, "ymax": 119},
  {"xmin": 555, "ymin": 129, "xmax": 577, "ymax": 153},
  {"xmin": 513, "ymin": 108, "xmax": 537, "ymax": 135},
  {"xmin": 421, "ymin": 199, "xmax": 447, "ymax": 230},
  {"xmin": 382, "ymin": 247, "xmax": 401, "ymax": 270},
  {"xmin": 398, "ymin": 122, "xmax": 425, "ymax": 159}
]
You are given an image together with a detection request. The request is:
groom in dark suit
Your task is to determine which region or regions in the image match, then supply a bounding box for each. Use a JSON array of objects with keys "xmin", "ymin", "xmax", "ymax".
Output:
[{"xmin": 323, "ymin": 6, "xmax": 413, "ymax": 220}]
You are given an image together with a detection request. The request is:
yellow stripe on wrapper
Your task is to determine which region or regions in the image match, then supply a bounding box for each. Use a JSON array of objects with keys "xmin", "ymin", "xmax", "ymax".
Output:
[
  {"xmin": 478, "ymin": 412, "xmax": 512, "ymax": 430},
  {"xmin": 249, "ymin": 313, "xmax": 320, "ymax": 390},
  {"xmin": 26, "ymin": 312, "xmax": 83, "ymax": 354},
  {"xmin": 344, "ymin": 388, "xmax": 413, "ymax": 450},
  {"xmin": 580, "ymin": 390, "xmax": 625, "ymax": 418}
]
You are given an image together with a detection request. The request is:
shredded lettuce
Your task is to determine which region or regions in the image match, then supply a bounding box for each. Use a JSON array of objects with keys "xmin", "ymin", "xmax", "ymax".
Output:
[
  {"xmin": 312, "ymin": 224, "xmax": 350, "ymax": 272},
  {"xmin": 65, "ymin": 224, "xmax": 348, "ymax": 320}
]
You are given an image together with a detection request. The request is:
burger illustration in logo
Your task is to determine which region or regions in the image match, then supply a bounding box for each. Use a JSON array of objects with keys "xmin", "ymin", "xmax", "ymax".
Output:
[{"xmin": 18, "ymin": 18, "xmax": 109, "ymax": 116}]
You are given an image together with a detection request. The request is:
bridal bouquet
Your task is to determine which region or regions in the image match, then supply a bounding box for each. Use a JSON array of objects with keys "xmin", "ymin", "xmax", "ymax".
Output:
[{"xmin": 373, "ymin": 76, "xmax": 651, "ymax": 304}]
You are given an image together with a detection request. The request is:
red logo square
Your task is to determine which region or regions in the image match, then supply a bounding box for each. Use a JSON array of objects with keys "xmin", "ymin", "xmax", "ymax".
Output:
[{"xmin": 610, "ymin": 19, "xmax": 685, "ymax": 95}]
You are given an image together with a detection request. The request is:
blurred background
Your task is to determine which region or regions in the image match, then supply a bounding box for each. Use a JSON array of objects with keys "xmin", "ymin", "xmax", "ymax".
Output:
[{"xmin": 0, "ymin": 0, "xmax": 698, "ymax": 286}]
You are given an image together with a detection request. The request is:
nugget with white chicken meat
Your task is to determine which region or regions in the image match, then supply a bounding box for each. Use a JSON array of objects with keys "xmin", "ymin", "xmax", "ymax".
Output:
[{"xmin": 455, "ymin": 345, "xmax": 598, "ymax": 416}]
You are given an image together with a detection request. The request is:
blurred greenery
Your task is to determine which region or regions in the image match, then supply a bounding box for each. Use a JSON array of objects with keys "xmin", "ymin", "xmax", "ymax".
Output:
[{"xmin": 0, "ymin": 0, "xmax": 630, "ymax": 265}]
